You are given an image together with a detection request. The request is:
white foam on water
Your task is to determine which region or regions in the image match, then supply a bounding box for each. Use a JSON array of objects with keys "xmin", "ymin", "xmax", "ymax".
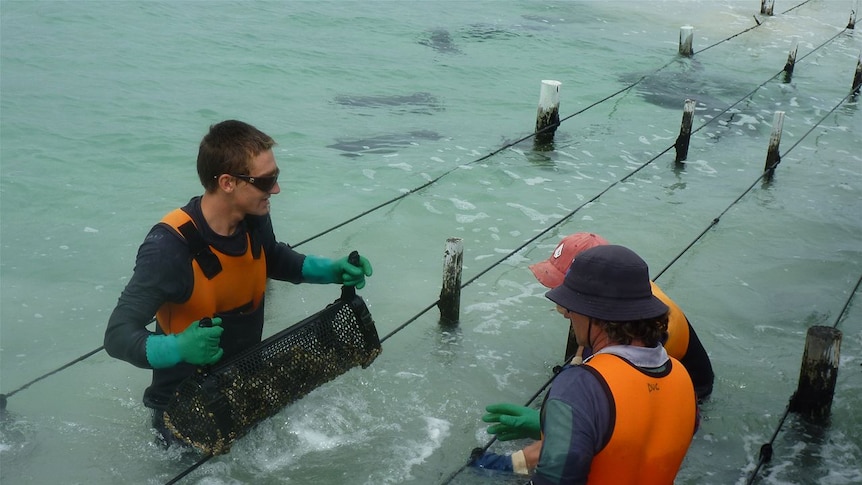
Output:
[
  {"xmin": 523, "ymin": 176, "xmax": 552, "ymax": 186},
  {"xmin": 387, "ymin": 162, "xmax": 413, "ymax": 172},
  {"xmin": 455, "ymin": 212, "xmax": 488, "ymax": 224},
  {"xmin": 448, "ymin": 198, "xmax": 476, "ymax": 210},
  {"xmin": 686, "ymin": 159, "xmax": 719, "ymax": 176},
  {"xmin": 375, "ymin": 416, "xmax": 451, "ymax": 484},
  {"xmin": 505, "ymin": 203, "xmax": 555, "ymax": 224},
  {"xmin": 502, "ymin": 169, "xmax": 521, "ymax": 180}
]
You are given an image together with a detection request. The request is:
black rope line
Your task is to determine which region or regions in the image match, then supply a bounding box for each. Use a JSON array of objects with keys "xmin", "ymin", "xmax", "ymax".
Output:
[
  {"xmin": 746, "ymin": 402, "xmax": 793, "ymax": 485},
  {"xmin": 694, "ymin": 22, "xmax": 763, "ymax": 56},
  {"xmin": 0, "ymin": 346, "xmax": 105, "ymax": 410},
  {"xmin": 164, "ymin": 453, "xmax": 214, "ymax": 485},
  {"xmin": 782, "ymin": 0, "xmax": 816, "ymax": 15},
  {"xmin": 0, "ymin": 318, "xmax": 157, "ymax": 409},
  {"xmin": 832, "ymin": 273, "xmax": 862, "ymax": 330}
]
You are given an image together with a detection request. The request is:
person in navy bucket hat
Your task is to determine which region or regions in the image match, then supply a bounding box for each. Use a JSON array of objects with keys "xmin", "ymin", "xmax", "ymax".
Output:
[
  {"xmin": 473, "ymin": 240, "xmax": 710, "ymax": 479},
  {"xmin": 527, "ymin": 244, "xmax": 697, "ymax": 484},
  {"xmin": 545, "ymin": 244, "xmax": 669, "ymax": 322}
]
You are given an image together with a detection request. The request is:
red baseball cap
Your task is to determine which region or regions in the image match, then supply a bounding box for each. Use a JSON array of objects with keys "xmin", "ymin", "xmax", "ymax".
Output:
[{"xmin": 528, "ymin": 232, "xmax": 610, "ymax": 288}]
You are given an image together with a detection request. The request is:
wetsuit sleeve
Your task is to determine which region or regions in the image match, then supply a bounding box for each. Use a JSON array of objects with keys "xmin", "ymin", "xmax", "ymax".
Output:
[
  {"xmin": 532, "ymin": 367, "xmax": 612, "ymax": 485},
  {"xmin": 679, "ymin": 319, "xmax": 715, "ymax": 400},
  {"xmin": 103, "ymin": 225, "xmax": 193, "ymax": 369},
  {"xmin": 253, "ymin": 214, "xmax": 305, "ymax": 283}
]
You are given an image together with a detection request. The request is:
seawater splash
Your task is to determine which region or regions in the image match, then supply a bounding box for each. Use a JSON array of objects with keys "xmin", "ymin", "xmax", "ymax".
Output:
[{"xmin": 373, "ymin": 417, "xmax": 451, "ymax": 485}]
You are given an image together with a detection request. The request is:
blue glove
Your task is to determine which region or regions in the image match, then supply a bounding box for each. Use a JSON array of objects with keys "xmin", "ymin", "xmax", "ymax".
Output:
[
  {"xmin": 482, "ymin": 402, "xmax": 542, "ymax": 441},
  {"xmin": 302, "ymin": 254, "xmax": 373, "ymax": 288},
  {"xmin": 469, "ymin": 448, "xmax": 513, "ymax": 472},
  {"xmin": 145, "ymin": 317, "xmax": 224, "ymax": 368}
]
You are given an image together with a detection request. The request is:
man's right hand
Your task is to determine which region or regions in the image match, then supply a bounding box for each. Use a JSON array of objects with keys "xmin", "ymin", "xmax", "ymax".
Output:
[
  {"xmin": 146, "ymin": 317, "xmax": 224, "ymax": 368},
  {"xmin": 482, "ymin": 402, "xmax": 541, "ymax": 441},
  {"xmin": 176, "ymin": 317, "xmax": 224, "ymax": 365}
]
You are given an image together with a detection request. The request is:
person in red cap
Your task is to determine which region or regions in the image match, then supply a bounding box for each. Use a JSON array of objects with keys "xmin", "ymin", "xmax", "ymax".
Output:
[{"xmin": 472, "ymin": 233, "xmax": 712, "ymax": 476}]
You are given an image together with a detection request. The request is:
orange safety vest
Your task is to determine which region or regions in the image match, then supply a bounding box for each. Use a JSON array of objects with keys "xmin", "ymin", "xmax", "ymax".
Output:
[
  {"xmin": 651, "ymin": 282, "xmax": 690, "ymax": 361},
  {"xmin": 586, "ymin": 353, "xmax": 696, "ymax": 484},
  {"xmin": 155, "ymin": 209, "xmax": 267, "ymax": 335}
]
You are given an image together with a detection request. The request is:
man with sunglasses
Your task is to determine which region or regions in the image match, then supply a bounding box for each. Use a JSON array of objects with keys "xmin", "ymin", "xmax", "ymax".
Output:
[{"xmin": 104, "ymin": 119, "xmax": 373, "ymax": 446}]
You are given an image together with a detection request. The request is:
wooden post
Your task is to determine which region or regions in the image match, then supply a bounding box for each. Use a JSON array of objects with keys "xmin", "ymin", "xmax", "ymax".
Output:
[
  {"xmin": 438, "ymin": 237, "xmax": 463, "ymax": 326},
  {"xmin": 783, "ymin": 44, "xmax": 798, "ymax": 83},
  {"xmin": 852, "ymin": 55, "xmax": 862, "ymax": 96},
  {"xmin": 535, "ymin": 80, "xmax": 561, "ymax": 146},
  {"xmin": 763, "ymin": 111, "xmax": 784, "ymax": 181},
  {"xmin": 789, "ymin": 326, "xmax": 842, "ymax": 419},
  {"xmin": 761, "ymin": 0, "xmax": 774, "ymax": 15},
  {"xmin": 679, "ymin": 26, "xmax": 693, "ymax": 57},
  {"xmin": 674, "ymin": 99, "xmax": 696, "ymax": 163}
]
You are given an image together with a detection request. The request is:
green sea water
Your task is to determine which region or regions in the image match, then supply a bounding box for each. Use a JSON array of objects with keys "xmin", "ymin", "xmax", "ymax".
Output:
[{"xmin": 1, "ymin": 1, "xmax": 860, "ymax": 484}]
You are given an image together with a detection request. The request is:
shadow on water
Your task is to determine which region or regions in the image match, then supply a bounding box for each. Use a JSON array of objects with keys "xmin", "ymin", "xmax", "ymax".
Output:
[
  {"xmin": 418, "ymin": 24, "xmax": 536, "ymax": 54},
  {"xmin": 326, "ymin": 130, "xmax": 444, "ymax": 158},
  {"xmin": 620, "ymin": 58, "xmax": 740, "ymax": 112},
  {"xmin": 334, "ymin": 92, "xmax": 443, "ymax": 114},
  {"xmin": 419, "ymin": 28, "xmax": 463, "ymax": 54}
]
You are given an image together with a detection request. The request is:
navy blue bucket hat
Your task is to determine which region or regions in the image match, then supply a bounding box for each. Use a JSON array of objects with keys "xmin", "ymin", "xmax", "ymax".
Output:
[{"xmin": 545, "ymin": 245, "xmax": 669, "ymax": 321}]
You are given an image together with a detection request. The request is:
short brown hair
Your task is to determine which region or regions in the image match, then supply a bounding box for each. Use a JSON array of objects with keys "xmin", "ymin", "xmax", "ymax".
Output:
[{"xmin": 197, "ymin": 120, "xmax": 276, "ymax": 192}]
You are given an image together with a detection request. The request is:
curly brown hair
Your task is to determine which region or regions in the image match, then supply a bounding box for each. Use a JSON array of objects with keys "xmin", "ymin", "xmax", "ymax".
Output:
[{"xmin": 594, "ymin": 312, "xmax": 669, "ymax": 347}]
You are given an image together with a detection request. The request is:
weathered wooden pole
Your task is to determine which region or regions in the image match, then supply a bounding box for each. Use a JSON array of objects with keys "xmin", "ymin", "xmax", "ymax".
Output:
[
  {"xmin": 763, "ymin": 111, "xmax": 784, "ymax": 181},
  {"xmin": 852, "ymin": 55, "xmax": 862, "ymax": 96},
  {"xmin": 789, "ymin": 326, "xmax": 842, "ymax": 420},
  {"xmin": 761, "ymin": 0, "xmax": 774, "ymax": 16},
  {"xmin": 783, "ymin": 44, "xmax": 798, "ymax": 83},
  {"xmin": 674, "ymin": 99, "xmax": 696, "ymax": 163},
  {"xmin": 679, "ymin": 26, "xmax": 693, "ymax": 57},
  {"xmin": 535, "ymin": 80, "xmax": 561, "ymax": 146},
  {"xmin": 438, "ymin": 237, "xmax": 463, "ymax": 326}
]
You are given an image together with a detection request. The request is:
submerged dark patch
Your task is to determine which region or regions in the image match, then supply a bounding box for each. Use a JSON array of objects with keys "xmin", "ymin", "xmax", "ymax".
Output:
[
  {"xmin": 334, "ymin": 92, "xmax": 442, "ymax": 110},
  {"xmin": 327, "ymin": 130, "xmax": 443, "ymax": 157},
  {"xmin": 418, "ymin": 28, "xmax": 462, "ymax": 54},
  {"xmin": 620, "ymin": 60, "xmax": 741, "ymax": 112}
]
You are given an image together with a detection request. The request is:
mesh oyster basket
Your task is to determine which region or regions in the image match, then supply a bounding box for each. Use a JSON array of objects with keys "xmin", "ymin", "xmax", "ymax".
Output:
[{"xmin": 163, "ymin": 287, "xmax": 381, "ymax": 455}]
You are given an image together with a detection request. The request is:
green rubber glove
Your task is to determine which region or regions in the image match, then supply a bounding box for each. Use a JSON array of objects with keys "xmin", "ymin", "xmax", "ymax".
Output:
[
  {"xmin": 302, "ymin": 254, "xmax": 373, "ymax": 289},
  {"xmin": 482, "ymin": 402, "xmax": 541, "ymax": 441},
  {"xmin": 145, "ymin": 317, "xmax": 224, "ymax": 369}
]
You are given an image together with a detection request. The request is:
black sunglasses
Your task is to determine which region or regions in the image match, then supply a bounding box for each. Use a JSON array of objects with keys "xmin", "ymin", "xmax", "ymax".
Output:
[{"xmin": 228, "ymin": 169, "xmax": 280, "ymax": 192}]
